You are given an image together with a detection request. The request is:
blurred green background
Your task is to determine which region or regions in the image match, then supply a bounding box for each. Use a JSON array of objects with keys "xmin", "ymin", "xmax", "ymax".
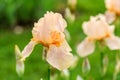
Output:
[{"xmin": 1, "ymin": 0, "xmax": 120, "ymax": 80}]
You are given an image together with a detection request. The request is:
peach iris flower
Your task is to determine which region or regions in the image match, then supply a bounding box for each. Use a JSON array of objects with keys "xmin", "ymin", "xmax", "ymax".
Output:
[
  {"xmin": 77, "ymin": 14, "xmax": 120, "ymax": 57},
  {"xmin": 19, "ymin": 12, "xmax": 73, "ymax": 70},
  {"xmin": 105, "ymin": 0, "xmax": 120, "ymax": 15}
]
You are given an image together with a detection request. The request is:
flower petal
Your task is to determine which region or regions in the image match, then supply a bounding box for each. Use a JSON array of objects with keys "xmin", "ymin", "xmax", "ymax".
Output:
[
  {"xmin": 104, "ymin": 11, "xmax": 116, "ymax": 24},
  {"xmin": 77, "ymin": 38, "xmax": 95, "ymax": 57},
  {"xmin": 21, "ymin": 41, "xmax": 37, "ymax": 61},
  {"xmin": 105, "ymin": 36, "xmax": 120, "ymax": 50},
  {"xmin": 61, "ymin": 40, "xmax": 72, "ymax": 51},
  {"xmin": 46, "ymin": 41, "xmax": 73, "ymax": 70}
]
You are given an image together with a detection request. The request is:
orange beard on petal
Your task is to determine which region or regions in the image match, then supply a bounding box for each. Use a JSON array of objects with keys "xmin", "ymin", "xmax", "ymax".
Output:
[
  {"xmin": 108, "ymin": 3, "xmax": 120, "ymax": 15},
  {"xmin": 109, "ymin": 9, "xmax": 120, "ymax": 16},
  {"xmin": 31, "ymin": 31, "xmax": 64, "ymax": 47},
  {"xmin": 31, "ymin": 38, "xmax": 49, "ymax": 47},
  {"xmin": 51, "ymin": 31, "xmax": 64, "ymax": 46},
  {"xmin": 88, "ymin": 32, "xmax": 111, "ymax": 41}
]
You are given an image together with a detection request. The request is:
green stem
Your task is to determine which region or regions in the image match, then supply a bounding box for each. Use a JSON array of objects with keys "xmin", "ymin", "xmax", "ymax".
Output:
[
  {"xmin": 100, "ymin": 52, "xmax": 104, "ymax": 70},
  {"xmin": 69, "ymin": 70, "xmax": 72, "ymax": 80},
  {"xmin": 19, "ymin": 77, "xmax": 22, "ymax": 80},
  {"xmin": 100, "ymin": 52, "xmax": 104, "ymax": 79},
  {"xmin": 99, "ymin": 42, "xmax": 104, "ymax": 78},
  {"xmin": 83, "ymin": 75, "xmax": 87, "ymax": 80},
  {"xmin": 48, "ymin": 67, "xmax": 51, "ymax": 80}
]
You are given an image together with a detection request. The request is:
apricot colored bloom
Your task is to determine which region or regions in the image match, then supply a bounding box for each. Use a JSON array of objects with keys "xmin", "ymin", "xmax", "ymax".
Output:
[
  {"xmin": 77, "ymin": 14, "xmax": 120, "ymax": 57},
  {"xmin": 19, "ymin": 12, "xmax": 73, "ymax": 70},
  {"xmin": 105, "ymin": 0, "xmax": 120, "ymax": 15}
]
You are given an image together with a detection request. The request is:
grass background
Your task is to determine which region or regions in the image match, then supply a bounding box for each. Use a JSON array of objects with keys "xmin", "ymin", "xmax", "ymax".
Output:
[{"xmin": 0, "ymin": 0, "xmax": 120, "ymax": 80}]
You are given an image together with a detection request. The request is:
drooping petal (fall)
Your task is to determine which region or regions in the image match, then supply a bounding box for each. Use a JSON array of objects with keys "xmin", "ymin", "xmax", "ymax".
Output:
[
  {"xmin": 77, "ymin": 38, "xmax": 95, "ymax": 57},
  {"xmin": 21, "ymin": 41, "xmax": 37, "ymax": 61},
  {"xmin": 61, "ymin": 40, "xmax": 72, "ymax": 52},
  {"xmin": 105, "ymin": 36, "xmax": 120, "ymax": 50},
  {"xmin": 46, "ymin": 41, "xmax": 73, "ymax": 71},
  {"xmin": 104, "ymin": 11, "xmax": 116, "ymax": 24}
]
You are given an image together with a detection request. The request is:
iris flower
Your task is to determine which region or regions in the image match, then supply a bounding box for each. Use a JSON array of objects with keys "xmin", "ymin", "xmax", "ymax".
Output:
[
  {"xmin": 77, "ymin": 14, "xmax": 120, "ymax": 57},
  {"xmin": 18, "ymin": 12, "xmax": 73, "ymax": 70},
  {"xmin": 104, "ymin": 0, "xmax": 120, "ymax": 24},
  {"xmin": 105, "ymin": 0, "xmax": 120, "ymax": 15}
]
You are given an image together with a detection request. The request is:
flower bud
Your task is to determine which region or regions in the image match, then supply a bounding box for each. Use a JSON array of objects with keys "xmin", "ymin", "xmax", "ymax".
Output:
[
  {"xmin": 68, "ymin": 0, "xmax": 77, "ymax": 11},
  {"xmin": 102, "ymin": 54, "xmax": 109, "ymax": 75},
  {"xmin": 70, "ymin": 56, "xmax": 79, "ymax": 69},
  {"xmin": 16, "ymin": 60, "xmax": 24, "ymax": 77},
  {"xmin": 40, "ymin": 78, "xmax": 43, "ymax": 80},
  {"xmin": 50, "ymin": 74, "xmax": 58, "ymax": 80},
  {"xmin": 65, "ymin": 8, "xmax": 75, "ymax": 23},
  {"xmin": 61, "ymin": 69, "xmax": 70, "ymax": 80},
  {"xmin": 15, "ymin": 45, "xmax": 24, "ymax": 77},
  {"xmin": 76, "ymin": 75, "xmax": 83, "ymax": 80},
  {"xmin": 82, "ymin": 58, "xmax": 91, "ymax": 75}
]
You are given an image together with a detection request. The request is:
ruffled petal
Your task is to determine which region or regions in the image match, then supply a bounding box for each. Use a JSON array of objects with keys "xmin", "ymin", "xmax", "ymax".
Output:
[
  {"xmin": 21, "ymin": 41, "xmax": 37, "ymax": 61},
  {"xmin": 82, "ymin": 14, "xmax": 110, "ymax": 40},
  {"xmin": 46, "ymin": 41, "xmax": 73, "ymax": 70},
  {"xmin": 105, "ymin": 36, "xmax": 120, "ymax": 50},
  {"xmin": 32, "ymin": 18, "xmax": 44, "ymax": 41},
  {"xmin": 77, "ymin": 38, "xmax": 95, "ymax": 57},
  {"xmin": 32, "ymin": 12, "xmax": 67, "ymax": 45}
]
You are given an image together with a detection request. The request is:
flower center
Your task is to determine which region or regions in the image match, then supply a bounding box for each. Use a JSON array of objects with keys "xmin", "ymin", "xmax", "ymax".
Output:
[
  {"xmin": 31, "ymin": 31, "xmax": 64, "ymax": 47},
  {"xmin": 51, "ymin": 31, "xmax": 64, "ymax": 46}
]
